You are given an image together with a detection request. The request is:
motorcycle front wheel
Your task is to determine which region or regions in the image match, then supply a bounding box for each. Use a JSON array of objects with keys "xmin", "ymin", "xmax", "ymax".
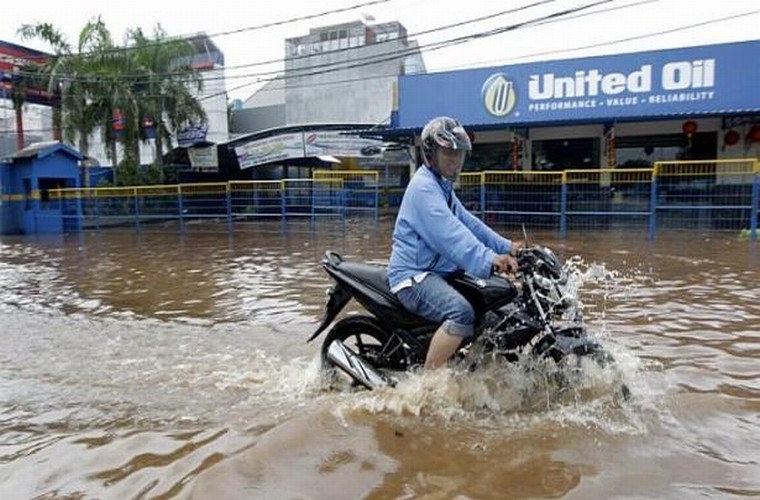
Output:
[{"xmin": 532, "ymin": 332, "xmax": 631, "ymax": 401}]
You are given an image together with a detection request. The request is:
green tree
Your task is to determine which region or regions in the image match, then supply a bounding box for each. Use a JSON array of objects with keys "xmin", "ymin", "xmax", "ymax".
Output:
[
  {"xmin": 128, "ymin": 26, "xmax": 206, "ymax": 181},
  {"xmin": 19, "ymin": 19, "xmax": 208, "ymax": 186},
  {"xmin": 19, "ymin": 19, "xmax": 118, "ymax": 186}
]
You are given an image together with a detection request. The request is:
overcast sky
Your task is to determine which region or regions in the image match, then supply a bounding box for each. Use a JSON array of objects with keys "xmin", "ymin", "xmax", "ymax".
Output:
[{"xmin": 2, "ymin": 0, "xmax": 758, "ymax": 101}]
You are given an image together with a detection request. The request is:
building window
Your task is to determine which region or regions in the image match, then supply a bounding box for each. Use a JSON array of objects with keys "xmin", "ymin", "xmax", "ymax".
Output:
[
  {"xmin": 38, "ymin": 178, "xmax": 64, "ymax": 210},
  {"xmin": 616, "ymin": 133, "xmax": 717, "ymax": 168},
  {"xmin": 467, "ymin": 143, "xmax": 510, "ymax": 171},
  {"xmin": 532, "ymin": 138, "xmax": 599, "ymax": 170}
]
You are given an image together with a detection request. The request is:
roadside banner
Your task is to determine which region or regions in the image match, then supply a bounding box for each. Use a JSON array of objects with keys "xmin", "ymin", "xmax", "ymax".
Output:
[
  {"xmin": 235, "ymin": 133, "xmax": 305, "ymax": 169},
  {"xmin": 304, "ymin": 131, "xmax": 384, "ymax": 158},
  {"xmin": 188, "ymin": 145, "xmax": 218, "ymax": 171}
]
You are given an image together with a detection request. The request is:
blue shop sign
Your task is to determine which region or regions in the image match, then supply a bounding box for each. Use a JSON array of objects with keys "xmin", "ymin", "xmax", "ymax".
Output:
[
  {"xmin": 397, "ymin": 40, "xmax": 760, "ymax": 128},
  {"xmin": 177, "ymin": 123, "xmax": 209, "ymax": 147}
]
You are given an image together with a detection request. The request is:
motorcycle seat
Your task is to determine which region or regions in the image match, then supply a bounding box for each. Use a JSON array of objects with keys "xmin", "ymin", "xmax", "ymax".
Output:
[
  {"xmin": 339, "ymin": 261, "xmax": 396, "ymax": 298},
  {"xmin": 322, "ymin": 250, "xmax": 434, "ymax": 328},
  {"xmin": 335, "ymin": 261, "xmax": 431, "ymax": 328}
]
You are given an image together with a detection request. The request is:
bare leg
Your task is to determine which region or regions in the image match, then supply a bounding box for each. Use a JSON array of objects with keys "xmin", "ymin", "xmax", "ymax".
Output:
[{"xmin": 424, "ymin": 326, "xmax": 463, "ymax": 369}]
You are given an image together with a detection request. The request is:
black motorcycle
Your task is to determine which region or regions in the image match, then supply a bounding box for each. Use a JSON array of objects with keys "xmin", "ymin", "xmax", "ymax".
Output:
[{"xmin": 308, "ymin": 245, "xmax": 618, "ymax": 391}]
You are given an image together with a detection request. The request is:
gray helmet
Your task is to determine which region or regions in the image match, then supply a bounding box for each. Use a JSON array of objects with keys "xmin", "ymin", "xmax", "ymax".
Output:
[{"xmin": 421, "ymin": 116, "xmax": 472, "ymax": 164}]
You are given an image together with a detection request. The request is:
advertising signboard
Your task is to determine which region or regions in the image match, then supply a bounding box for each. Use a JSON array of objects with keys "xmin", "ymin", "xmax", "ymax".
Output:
[
  {"xmin": 398, "ymin": 40, "xmax": 760, "ymax": 128},
  {"xmin": 303, "ymin": 131, "xmax": 384, "ymax": 158},
  {"xmin": 188, "ymin": 145, "xmax": 218, "ymax": 171},
  {"xmin": 177, "ymin": 123, "xmax": 209, "ymax": 148},
  {"xmin": 235, "ymin": 133, "xmax": 305, "ymax": 169}
]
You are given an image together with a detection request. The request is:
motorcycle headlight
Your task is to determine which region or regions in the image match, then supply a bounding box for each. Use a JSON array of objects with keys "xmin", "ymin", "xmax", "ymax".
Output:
[
  {"xmin": 534, "ymin": 275, "xmax": 569, "ymax": 310},
  {"xmin": 534, "ymin": 274, "xmax": 553, "ymax": 291}
]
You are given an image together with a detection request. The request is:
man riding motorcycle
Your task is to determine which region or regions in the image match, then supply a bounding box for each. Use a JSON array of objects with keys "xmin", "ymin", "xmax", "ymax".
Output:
[{"xmin": 388, "ymin": 116, "xmax": 522, "ymax": 370}]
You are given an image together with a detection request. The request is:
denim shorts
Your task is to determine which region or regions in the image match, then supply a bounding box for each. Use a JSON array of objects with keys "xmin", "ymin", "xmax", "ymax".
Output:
[{"xmin": 395, "ymin": 273, "xmax": 475, "ymax": 338}]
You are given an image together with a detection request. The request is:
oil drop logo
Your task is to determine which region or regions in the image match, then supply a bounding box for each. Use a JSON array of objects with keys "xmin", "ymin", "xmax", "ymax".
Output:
[{"xmin": 482, "ymin": 73, "xmax": 517, "ymax": 117}]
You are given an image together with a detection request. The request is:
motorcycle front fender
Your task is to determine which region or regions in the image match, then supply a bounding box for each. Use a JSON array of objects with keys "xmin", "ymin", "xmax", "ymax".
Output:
[
  {"xmin": 307, "ymin": 283, "xmax": 352, "ymax": 343},
  {"xmin": 532, "ymin": 325, "xmax": 601, "ymax": 361}
]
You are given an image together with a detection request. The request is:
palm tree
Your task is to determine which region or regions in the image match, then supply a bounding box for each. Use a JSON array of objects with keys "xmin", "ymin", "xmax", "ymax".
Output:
[
  {"xmin": 128, "ymin": 26, "xmax": 206, "ymax": 178},
  {"xmin": 18, "ymin": 20, "xmax": 111, "ymax": 186},
  {"xmin": 20, "ymin": 19, "xmax": 208, "ymax": 186}
]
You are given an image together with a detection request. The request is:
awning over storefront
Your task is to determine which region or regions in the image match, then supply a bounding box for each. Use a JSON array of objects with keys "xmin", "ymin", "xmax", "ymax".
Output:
[{"xmin": 396, "ymin": 39, "xmax": 760, "ymax": 129}]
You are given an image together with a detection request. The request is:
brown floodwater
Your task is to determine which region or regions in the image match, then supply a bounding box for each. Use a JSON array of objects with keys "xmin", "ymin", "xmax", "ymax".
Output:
[{"xmin": 0, "ymin": 219, "xmax": 758, "ymax": 499}]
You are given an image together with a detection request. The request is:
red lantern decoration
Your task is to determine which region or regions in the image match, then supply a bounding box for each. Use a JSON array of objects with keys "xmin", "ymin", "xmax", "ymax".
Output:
[
  {"xmin": 748, "ymin": 125, "xmax": 760, "ymax": 144},
  {"xmin": 723, "ymin": 130, "xmax": 740, "ymax": 147},
  {"xmin": 682, "ymin": 120, "xmax": 698, "ymax": 136}
]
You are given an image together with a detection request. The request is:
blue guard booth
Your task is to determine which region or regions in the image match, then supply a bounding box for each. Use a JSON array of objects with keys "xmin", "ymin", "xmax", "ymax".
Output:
[{"xmin": 1, "ymin": 141, "xmax": 84, "ymax": 235}]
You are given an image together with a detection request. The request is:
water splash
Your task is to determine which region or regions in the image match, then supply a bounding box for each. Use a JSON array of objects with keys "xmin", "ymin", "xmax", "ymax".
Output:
[{"xmin": 322, "ymin": 346, "xmax": 654, "ymax": 435}]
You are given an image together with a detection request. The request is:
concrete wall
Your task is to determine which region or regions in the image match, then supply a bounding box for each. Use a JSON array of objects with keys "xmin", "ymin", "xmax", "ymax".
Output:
[
  {"xmin": 230, "ymin": 106, "xmax": 286, "ymax": 134},
  {"xmin": 0, "ymin": 101, "xmax": 54, "ymax": 157},
  {"xmin": 200, "ymin": 68, "xmax": 230, "ymax": 145},
  {"xmin": 284, "ymin": 40, "xmax": 408, "ymax": 125},
  {"xmin": 244, "ymin": 79, "xmax": 285, "ymax": 108}
]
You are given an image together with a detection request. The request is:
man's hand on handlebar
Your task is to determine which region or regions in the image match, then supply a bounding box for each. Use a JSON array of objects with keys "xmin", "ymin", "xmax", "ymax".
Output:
[{"xmin": 492, "ymin": 254, "xmax": 518, "ymax": 275}]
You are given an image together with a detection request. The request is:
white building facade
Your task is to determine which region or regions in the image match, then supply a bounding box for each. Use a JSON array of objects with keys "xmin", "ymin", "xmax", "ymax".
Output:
[{"xmin": 235, "ymin": 20, "xmax": 425, "ymax": 134}]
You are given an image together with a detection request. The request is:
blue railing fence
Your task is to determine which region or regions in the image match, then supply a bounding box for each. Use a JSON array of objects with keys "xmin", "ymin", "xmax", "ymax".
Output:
[{"xmin": 41, "ymin": 161, "xmax": 758, "ymax": 239}]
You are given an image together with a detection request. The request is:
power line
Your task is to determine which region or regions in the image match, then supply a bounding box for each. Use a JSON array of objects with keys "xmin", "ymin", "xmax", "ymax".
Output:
[
  {"xmin": 137, "ymin": 0, "xmax": 616, "ymax": 96},
  {"xmin": 504, "ymin": 9, "xmax": 760, "ymax": 63},
  {"xmin": 83, "ymin": 0, "xmax": 616, "ymax": 103},
  {"xmin": 191, "ymin": 0, "xmax": 615, "ymax": 99},
  {"xmin": 20, "ymin": 0, "xmax": 648, "ymax": 96},
  {"xmin": 217, "ymin": 7, "xmax": 760, "ymax": 102},
  {"xmin": 15, "ymin": 0, "xmax": 395, "ymax": 61},
  {"xmin": 13, "ymin": 1, "xmax": 756, "ymax": 116},
  {"xmin": 174, "ymin": 0, "xmax": 392, "ymax": 40},
  {"xmin": 209, "ymin": 0, "xmax": 559, "ymax": 73},
  {"xmin": 6, "ymin": 9, "xmax": 757, "ymax": 144},
  {"xmin": 18, "ymin": 0, "xmax": 559, "ymax": 84},
  {"xmin": 9, "ymin": 0, "xmax": 610, "ymax": 110},
  {"xmin": 30, "ymin": 0, "xmax": 747, "ymax": 107}
]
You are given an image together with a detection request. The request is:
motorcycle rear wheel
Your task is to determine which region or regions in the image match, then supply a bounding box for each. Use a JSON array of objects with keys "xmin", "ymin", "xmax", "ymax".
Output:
[{"xmin": 321, "ymin": 317, "xmax": 412, "ymax": 374}]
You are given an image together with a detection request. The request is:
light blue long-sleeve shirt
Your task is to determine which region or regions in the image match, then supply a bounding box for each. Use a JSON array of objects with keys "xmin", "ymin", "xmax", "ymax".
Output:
[{"xmin": 388, "ymin": 165, "xmax": 513, "ymax": 289}]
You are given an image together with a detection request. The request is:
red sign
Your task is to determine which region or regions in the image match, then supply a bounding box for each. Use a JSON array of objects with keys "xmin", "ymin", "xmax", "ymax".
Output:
[{"xmin": 0, "ymin": 40, "xmax": 57, "ymax": 106}]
